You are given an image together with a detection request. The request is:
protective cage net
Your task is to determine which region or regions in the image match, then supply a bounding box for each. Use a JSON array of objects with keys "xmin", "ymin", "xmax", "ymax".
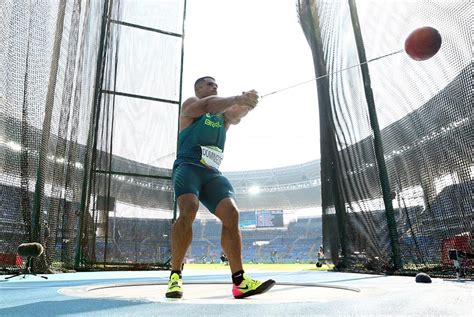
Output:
[
  {"xmin": 0, "ymin": 0, "xmax": 184, "ymax": 273},
  {"xmin": 298, "ymin": 0, "xmax": 473, "ymax": 277}
]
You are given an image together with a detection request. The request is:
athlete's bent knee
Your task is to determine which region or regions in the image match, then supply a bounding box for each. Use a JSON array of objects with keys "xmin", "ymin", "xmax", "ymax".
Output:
[
  {"xmin": 177, "ymin": 194, "xmax": 199, "ymax": 223},
  {"xmin": 216, "ymin": 199, "xmax": 239, "ymax": 228}
]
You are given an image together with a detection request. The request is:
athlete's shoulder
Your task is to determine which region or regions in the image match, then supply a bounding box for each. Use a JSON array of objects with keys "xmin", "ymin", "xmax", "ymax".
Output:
[
  {"xmin": 181, "ymin": 96, "xmax": 199, "ymax": 111},
  {"xmin": 183, "ymin": 96, "xmax": 199, "ymax": 105},
  {"xmin": 182, "ymin": 96, "xmax": 209, "ymax": 119}
]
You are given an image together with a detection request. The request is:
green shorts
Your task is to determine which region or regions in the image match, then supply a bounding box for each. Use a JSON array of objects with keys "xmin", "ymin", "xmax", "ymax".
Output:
[{"xmin": 172, "ymin": 163, "xmax": 235, "ymax": 213}]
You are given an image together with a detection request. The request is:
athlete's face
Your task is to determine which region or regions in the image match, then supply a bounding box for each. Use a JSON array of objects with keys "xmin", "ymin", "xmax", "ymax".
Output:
[{"xmin": 196, "ymin": 78, "xmax": 218, "ymax": 98}]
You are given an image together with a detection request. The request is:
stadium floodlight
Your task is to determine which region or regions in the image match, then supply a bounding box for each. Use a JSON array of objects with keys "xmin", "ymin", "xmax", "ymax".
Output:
[{"xmin": 248, "ymin": 185, "xmax": 261, "ymax": 195}]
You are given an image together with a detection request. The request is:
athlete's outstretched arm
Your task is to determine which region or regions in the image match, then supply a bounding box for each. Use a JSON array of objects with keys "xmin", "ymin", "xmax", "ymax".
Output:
[
  {"xmin": 223, "ymin": 105, "xmax": 253, "ymax": 128},
  {"xmin": 181, "ymin": 90, "xmax": 258, "ymax": 119}
]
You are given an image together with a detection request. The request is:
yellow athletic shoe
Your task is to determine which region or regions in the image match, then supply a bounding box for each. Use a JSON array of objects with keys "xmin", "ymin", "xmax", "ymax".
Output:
[
  {"xmin": 165, "ymin": 273, "xmax": 183, "ymax": 298},
  {"xmin": 232, "ymin": 273, "xmax": 275, "ymax": 299}
]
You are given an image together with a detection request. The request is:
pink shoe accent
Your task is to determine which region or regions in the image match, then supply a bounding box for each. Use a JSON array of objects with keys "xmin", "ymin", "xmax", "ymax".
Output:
[{"xmin": 232, "ymin": 284, "xmax": 245, "ymax": 297}]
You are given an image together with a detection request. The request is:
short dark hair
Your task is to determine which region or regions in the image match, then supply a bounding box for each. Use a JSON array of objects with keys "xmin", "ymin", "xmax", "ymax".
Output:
[{"xmin": 194, "ymin": 76, "xmax": 215, "ymax": 88}]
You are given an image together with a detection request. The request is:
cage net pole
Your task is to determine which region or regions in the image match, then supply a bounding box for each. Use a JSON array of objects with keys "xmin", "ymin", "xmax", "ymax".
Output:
[
  {"xmin": 30, "ymin": 1, "xmax": 67, "ymax": 273},
  {"xmin": 297, "ymin": 0, "xmax": 350, "ymax": 266},
  {"xmin": 74, "ymin": 0, "xmax": 111, "ymax": 269},
  {"xmin": 348, "ymin": 0, "xmax": 401, "ymax": 270}
]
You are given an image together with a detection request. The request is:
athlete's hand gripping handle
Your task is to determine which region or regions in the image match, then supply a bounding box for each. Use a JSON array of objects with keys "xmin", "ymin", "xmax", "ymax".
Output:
[{"xmin": 236, "ymin": 90, "xmax": 259, "ymax": 109}]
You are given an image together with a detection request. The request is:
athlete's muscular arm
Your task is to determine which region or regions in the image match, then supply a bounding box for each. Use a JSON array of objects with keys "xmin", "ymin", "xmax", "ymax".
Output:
[
  {"xmin": 223, "ymin": 105, "xmax": 253, "ymax": 128},
  {"xmin": 223, "ymin": 89, "xmax": 259, "ymax": 129},
  {"xmin": 181, "ymin": 90, "xmax": 258, "ymax": 119}
]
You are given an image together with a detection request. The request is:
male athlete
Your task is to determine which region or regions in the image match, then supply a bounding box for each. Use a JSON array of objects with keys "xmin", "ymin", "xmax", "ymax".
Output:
[{"xmin": 166, "ymin": 76, "xmax": 275, "ymax": 299}]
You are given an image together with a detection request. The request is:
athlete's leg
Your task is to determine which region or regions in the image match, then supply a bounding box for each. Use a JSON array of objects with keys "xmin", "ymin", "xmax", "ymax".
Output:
[
  {"xmin": 214, "ymin": 197, "xmax": 275, "ymax": 298},
  {"xmin": 214, "ymin": 197, "xmax": 244, "ymax": 274},
  {"xmin": 171, "ymin": 193, "xmax": 199, "ymax": 271}
]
